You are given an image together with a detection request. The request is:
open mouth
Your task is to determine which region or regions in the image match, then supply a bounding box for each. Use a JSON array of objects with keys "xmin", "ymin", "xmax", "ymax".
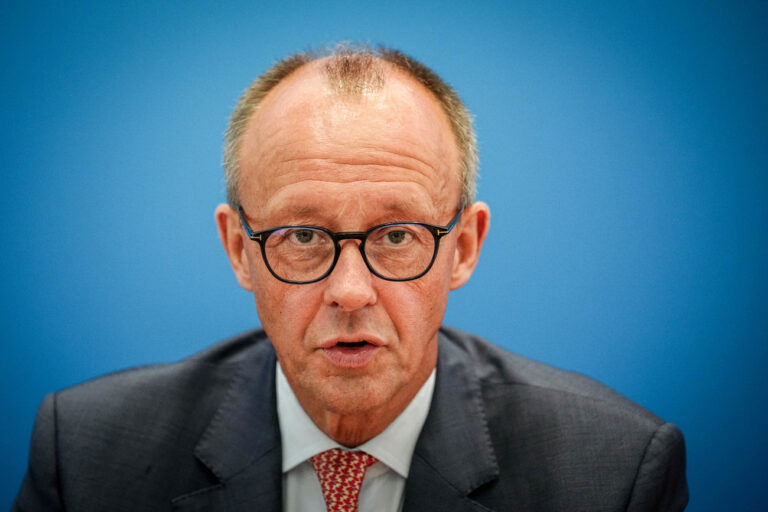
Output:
[
  {"xmin": 336, "ymin": 341, "xmax": 370, "ymax": 348},
  {"xmin": 322, "ymin": 340, "xmax": 379, "ymax": 367}
]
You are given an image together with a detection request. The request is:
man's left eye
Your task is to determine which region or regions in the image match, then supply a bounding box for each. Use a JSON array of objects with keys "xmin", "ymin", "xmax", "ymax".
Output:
[{"xmin": 386, "ymin": 230, "xmax": 410, "ymax": 244}]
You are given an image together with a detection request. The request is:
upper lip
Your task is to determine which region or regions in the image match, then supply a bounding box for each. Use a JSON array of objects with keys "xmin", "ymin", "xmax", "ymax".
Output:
[{"xmin": 318, "ymin": 335, "xmax": 385, "ymax": 349}]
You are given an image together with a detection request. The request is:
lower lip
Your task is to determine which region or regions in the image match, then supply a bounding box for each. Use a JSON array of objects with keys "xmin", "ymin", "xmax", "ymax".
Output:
[{"xmin": 321, "ymin": 343, "xmax": 380, "ymax": 368}]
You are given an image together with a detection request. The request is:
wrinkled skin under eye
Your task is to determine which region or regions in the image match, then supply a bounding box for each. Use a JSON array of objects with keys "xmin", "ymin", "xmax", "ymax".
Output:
[
  {"xmin": 365, "ymin": 226, "xmax": 435, "ymax": 277},
  {"xmin": 268, "ymin": 229, "xmax": 333, "ymax": 264}
]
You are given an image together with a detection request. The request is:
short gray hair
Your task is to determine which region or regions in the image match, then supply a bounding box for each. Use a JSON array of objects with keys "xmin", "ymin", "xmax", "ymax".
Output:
[{"xmin": 223, "ymin": 43, "xmax": 478, "ymax": 208}]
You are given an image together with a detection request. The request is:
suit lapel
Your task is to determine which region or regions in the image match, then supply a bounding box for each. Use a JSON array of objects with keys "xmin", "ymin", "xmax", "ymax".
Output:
[
  {"xmin": 403, "ymin": 330, "xmax": 500, "ymax": 512},
  {"xmin": 172, "ymin": 341, "xmax": 283, "ymax": 512}
]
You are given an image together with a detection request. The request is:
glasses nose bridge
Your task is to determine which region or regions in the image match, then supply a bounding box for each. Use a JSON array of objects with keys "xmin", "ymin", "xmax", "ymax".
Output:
[
  {"xmin": 333, "ymin": 231, "xmax": 367, "ymax": 249},
  {"xmin": 328, "ymin": 231, "xmax": 372, "ymax": 275},
  {"xmin": 332, "ymin": 231, "xmax": 368, "ymax": 256}
]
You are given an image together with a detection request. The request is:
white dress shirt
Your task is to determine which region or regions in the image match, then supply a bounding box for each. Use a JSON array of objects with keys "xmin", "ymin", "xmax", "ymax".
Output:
[{"xmin": 276, "ymin": 363, "xmax": 436, "ymax": 512}]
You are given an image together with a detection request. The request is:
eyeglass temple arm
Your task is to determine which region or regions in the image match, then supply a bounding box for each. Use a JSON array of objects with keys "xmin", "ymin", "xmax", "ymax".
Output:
[
  {"xmin": 436, "ymin": 208, "xmax": 464, "ymax": 237},
  {"xmin": 237, "ymin": 207, "xmax": 263, "ymax": 241}
]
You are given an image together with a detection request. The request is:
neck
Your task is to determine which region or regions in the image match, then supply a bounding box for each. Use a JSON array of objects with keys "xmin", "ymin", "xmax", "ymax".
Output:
[
  {"xmin": 297, "ymin": 364, "xmax": 435, "ymax": 447},
  {"xmin": 317, "ymin": 410, "xmax": 396, "ymax": 447}
]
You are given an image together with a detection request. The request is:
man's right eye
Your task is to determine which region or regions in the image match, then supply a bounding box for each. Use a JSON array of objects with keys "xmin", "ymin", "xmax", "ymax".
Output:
[{"xmin": 289, "ymin": 229, "xmax": 316, "ymax": 244}]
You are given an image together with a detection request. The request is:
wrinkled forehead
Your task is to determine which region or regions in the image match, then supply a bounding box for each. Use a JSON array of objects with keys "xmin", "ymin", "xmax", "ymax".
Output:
[
  {"xmin": 237, "ymin": 59, "xmax": 462, "ymax": 219},
  {"xmin": 247, "ymin": 59, "xmax": 459, "ymax": 165}
]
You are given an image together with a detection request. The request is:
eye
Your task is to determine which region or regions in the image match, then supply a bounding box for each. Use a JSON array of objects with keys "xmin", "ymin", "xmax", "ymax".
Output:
[
  {"xmin": 371, "ymin": 226, "xmax": 418, "ymax": 247},
  {"xmin": 386, "ymin": 230, "xmax": 411, "ymax": 245},
  {"xmin": 289, "ymin": 229, "xmax": 317, "ymax": 244}
]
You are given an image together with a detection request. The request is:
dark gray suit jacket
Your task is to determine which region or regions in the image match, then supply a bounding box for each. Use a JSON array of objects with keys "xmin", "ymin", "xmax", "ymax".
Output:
[{"xmin": 13, "ymin": 326, "xmax": 688, "ymax": 511}]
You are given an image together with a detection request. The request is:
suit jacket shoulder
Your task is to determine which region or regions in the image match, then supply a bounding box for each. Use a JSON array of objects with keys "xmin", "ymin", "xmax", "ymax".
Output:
[
  {"xmin": 13, "ymin": 329, "xmax": 282, "ymax": 512},
  {"xmin": 403, "ymin": 326, "xmax": 688, "ymax": 512}
]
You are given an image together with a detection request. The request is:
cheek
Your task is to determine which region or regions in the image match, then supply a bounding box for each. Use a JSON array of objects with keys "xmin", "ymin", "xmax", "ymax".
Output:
[
  {"xmin": 380, "ymin": 274, "xmax": 450, "ymax": 342},
  {"xmin": 252, "ymin": 281, "xmax": 325, "ymax": 379},
  {"xmin": 255, "ymin": 284, "xmax": 312, "ymax": 329},
  {"xmin": 415, "ymin": 247, "xmax": 455, "ymax": 316},
  {"xmin": 249, "ymin": 256, "xmax": 318, "ymax": 342},
  {"xmin": 383, "ymin": 237, "xmax": 455, "ymax": 327}
]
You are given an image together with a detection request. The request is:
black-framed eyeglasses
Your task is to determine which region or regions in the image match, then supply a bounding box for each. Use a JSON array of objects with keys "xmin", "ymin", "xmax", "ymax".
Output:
[{"xmin": 238, "ymin": 207, "xmax": 463, "ymax": 284}]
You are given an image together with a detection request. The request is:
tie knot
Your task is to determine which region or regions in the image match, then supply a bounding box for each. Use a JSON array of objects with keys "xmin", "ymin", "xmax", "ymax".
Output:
[{"xmin": 311, "ymin": 449, "xmax": 378, "ymax": 512}]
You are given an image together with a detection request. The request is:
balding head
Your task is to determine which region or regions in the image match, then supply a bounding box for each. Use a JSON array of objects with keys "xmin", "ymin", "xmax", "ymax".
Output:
[{"xmin": 223, "ymin": 44, "xmax": 478, "ymax": 209}]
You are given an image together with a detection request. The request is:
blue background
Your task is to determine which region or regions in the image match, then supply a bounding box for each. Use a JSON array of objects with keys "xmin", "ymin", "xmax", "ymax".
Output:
[{"xmin": 1, "ymin": 1, "xmax": 766, "ymax": 509}]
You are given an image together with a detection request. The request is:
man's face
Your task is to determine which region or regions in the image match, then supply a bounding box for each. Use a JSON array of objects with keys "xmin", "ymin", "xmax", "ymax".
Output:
[{"xmin": 230, "ymin": 62, "xmax": 467, "ymax": 427}]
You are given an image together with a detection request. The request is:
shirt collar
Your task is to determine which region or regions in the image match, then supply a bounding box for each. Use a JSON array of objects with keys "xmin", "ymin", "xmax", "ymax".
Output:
[{"xmin": 276, "ymin": 362, "xmax": 436, "ymax": 478}]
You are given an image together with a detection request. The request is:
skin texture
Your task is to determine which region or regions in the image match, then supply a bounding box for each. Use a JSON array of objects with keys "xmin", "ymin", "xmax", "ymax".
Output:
[{"xmin": 216, "ymin": 59, "xmax": 490, "ymax": 446}]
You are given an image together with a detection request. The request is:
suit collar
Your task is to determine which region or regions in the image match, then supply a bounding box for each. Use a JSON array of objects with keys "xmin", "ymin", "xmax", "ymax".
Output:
[
  {"xmin": 403, "ymin": 328, "xmax": 499, "ymax": 511},
  {"xmin": 173, "ymin": 336, "xmax": 283, "ymax": 511}
]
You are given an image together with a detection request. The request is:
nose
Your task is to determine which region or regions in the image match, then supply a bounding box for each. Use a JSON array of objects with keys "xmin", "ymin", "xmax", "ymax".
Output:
[{"xmin": 323, "ymin": 241, "xmax": 377, "ymax": 311}]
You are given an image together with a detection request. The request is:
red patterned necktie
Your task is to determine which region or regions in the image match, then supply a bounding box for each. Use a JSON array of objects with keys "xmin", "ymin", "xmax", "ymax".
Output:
[{"xmin": 310, "ymin": 448, "xmax": 379, "ymax": 512}]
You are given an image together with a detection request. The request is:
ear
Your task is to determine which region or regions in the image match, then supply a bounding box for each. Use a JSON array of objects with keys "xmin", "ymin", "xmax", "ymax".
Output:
[
  {"xmin": 450, "ymin": 201, "xmax": 490, "ymax": 290},
  {"xmin": 215, "ymin": 203, "xmax": 255, "ymax": 291}
]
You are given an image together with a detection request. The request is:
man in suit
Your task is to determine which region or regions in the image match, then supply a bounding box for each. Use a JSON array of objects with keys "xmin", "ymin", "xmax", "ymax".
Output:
[{"xmin": 14, "ymin": 45, "xmax": 688, "ymax": 511}]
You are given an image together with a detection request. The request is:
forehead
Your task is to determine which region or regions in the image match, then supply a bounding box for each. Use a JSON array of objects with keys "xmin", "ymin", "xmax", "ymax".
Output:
[{"xmin": 238, "ymin": 59, "xmax": 461, "ymax": 223}]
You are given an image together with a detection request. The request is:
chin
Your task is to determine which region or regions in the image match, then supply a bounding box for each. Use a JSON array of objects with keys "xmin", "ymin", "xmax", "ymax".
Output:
[{"xmin": 316, "ymin": 379, "xmax": 398, "ymax": 417}]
